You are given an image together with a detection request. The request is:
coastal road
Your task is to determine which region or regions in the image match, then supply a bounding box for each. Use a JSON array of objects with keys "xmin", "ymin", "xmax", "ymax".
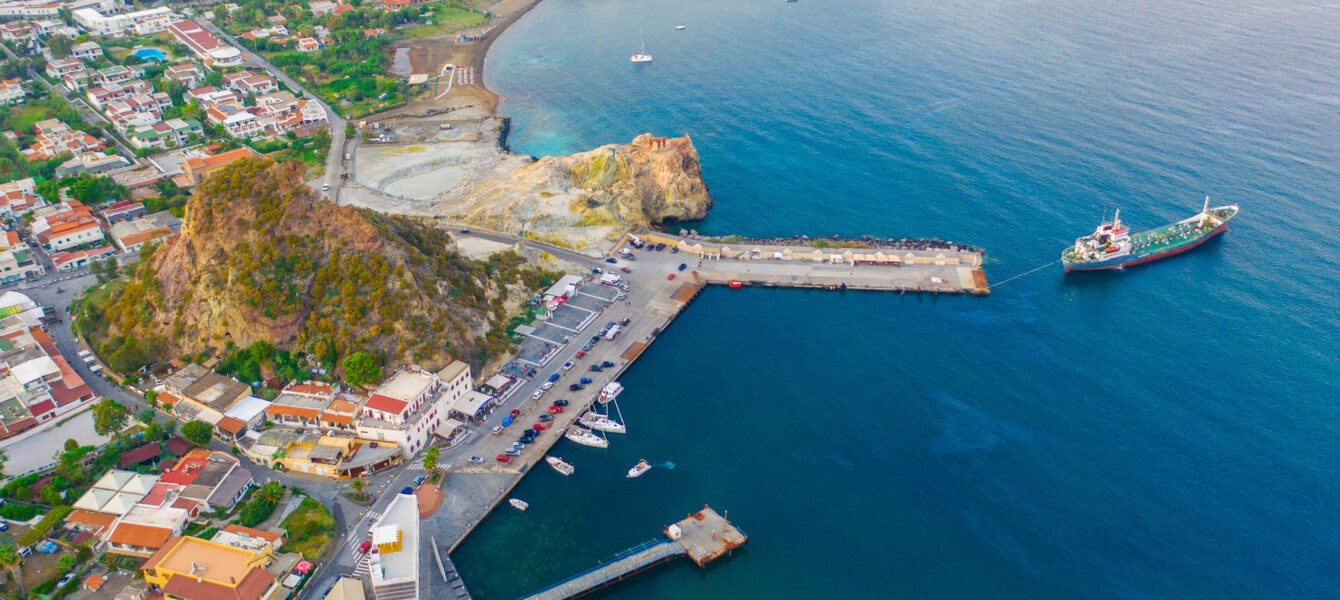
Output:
[{"xmin": 200, "ymin": 19, "xmax": 348, "ymax": 202}]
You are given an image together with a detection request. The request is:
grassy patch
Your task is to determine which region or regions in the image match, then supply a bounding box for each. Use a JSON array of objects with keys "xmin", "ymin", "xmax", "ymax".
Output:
[
  {"xmin": 6, "ymin": 104, "xmax": 53, "ymax": 133},
  {"xmin": 280, "ymin": 497, "xmax": 336, "ymax": 561},
  {"xmin": 433, "ymin": 5, "xmax": 488, "ymax": 30}
]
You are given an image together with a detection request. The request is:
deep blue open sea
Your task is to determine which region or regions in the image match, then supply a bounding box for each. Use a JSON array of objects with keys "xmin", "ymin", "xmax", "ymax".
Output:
[{"xmin": 456, "ymin": 0, "xmax": 1340, "ymax": 598}]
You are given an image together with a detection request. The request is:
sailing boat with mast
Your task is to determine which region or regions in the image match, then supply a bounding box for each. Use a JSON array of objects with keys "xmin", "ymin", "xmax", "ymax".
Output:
[
  {"xmin": 630, "ymin": 30, "xmax": 653, "ymax": 63},
  {"xmin": 580, "ymin": 399, "xmax": 626, "ymax": 434}
]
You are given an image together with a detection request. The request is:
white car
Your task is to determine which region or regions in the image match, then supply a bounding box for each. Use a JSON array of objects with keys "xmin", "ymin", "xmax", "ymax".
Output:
[
  {"xmin": 562, "ymin": 361, "xmax": 575, "ymax": 371},
  {"xmin": 322, "ymin": 184, "xmax": 330, "ymax": 191},
  {"xmin": 541, "ymin": 381, "xmax": 554, "ymax": 390},
  {"xmin": 531, "ymin": 390, "xmax": 544, "ymax": 400},
  {"xmin": 491, "ymin": 425, "xmax": 504, "ymax": 435}
]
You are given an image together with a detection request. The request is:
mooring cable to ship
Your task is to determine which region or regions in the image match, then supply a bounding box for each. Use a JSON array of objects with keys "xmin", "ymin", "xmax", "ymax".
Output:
[{"xmin": 992, "ymin": 259, "xmax": 1061, "ymax": 287}]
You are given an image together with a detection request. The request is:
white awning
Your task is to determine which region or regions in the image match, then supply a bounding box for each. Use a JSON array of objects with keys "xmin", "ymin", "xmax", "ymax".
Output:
[
  {"xmin": 450, "ymin": 391, "xmax": 493, "ymax": 417},
  {"xmin": 484, "ymin": 374, "xmax": 511, "ymax": 390}
]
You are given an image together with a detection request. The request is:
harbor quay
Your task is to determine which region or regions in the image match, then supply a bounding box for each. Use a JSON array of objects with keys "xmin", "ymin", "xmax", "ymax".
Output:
[{"xmin": 401, "ymin": 228, "xmax": 991, "ymax": 598}]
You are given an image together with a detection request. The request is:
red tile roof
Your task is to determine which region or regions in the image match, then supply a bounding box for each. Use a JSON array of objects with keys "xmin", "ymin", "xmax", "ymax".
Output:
[
  {"xmin": 364, "ymin": 393, "xmax": 407, "ymax": 416},
  {"xmin": 107, "ymin": 523, "xmax": 172, "ymax": 549}
]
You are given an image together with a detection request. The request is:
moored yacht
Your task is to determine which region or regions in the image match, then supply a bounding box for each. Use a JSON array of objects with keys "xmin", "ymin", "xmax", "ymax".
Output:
[
  {"xmin": 630, "ymin": 31, "xmax": 652, "ymax": 63},
  {"xmin": 564, "ymin": 426, "xmax": 609, "ymax": 448}
]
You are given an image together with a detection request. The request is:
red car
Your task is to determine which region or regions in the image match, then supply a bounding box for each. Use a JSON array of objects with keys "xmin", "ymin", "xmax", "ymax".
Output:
[
  {"xmin": 496, "ymin": 454, "xmax": 512, "ymax": 463},
  {"xmin": 509, "ymin": 409, "xmax": 520, "ymax": 418},
  {"xmin": 668, "ymin": 273, "xmax": 676, "ymax": 280},
  {"xmin": 548, "ymin": 406, "xmax": 564, "ymax": 414},
  {"xmin": 357, "ymin": 541, "xmax": 372, "ymax": 554},
  {"xmin": 532, "ymin": 424, "xmax": 546, "ymax": 431},
  {"xmin": 575, "ymin": 350, "xmax": 587, "ymax": 358}
]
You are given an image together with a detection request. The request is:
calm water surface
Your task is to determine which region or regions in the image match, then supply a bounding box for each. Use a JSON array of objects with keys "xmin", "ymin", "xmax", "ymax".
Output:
[{"xmin": 457, "ymin": 0, "xmax": 1340, "ymax": 598}]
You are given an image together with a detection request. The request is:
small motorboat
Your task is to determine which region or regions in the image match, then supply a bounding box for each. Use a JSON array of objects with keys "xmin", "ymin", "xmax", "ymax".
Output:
[
  {"xmin": 509, "ymin": 498, "xmax": 529, "ymax": 511},
  {"xmin": 546, "ymin": 456, "xmax": 575, "ymax": 476},
  {"xmin": 626, "ymin": 459, "xmax": 651, "ymax": 478},
  {"xmin": 675, "ymin": 25, "xmax": 686, "ymax": 30}
]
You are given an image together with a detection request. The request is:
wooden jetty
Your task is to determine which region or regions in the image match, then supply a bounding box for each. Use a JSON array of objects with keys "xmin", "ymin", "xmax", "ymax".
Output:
[{"xmin": 518, "ymin": 506, "xmax": 746, "ymax": 600}]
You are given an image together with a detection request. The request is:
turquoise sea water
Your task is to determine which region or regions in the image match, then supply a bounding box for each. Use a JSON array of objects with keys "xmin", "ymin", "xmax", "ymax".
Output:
[{"xmin": 457, "ymin": 0, "xmax": 1340, "ymax": 598}]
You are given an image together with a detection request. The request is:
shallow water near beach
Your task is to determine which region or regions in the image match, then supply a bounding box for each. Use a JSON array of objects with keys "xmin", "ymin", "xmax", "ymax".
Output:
[{"xmin": 456, "ymin": 0, "xmax": 1340, "ymax": 598}]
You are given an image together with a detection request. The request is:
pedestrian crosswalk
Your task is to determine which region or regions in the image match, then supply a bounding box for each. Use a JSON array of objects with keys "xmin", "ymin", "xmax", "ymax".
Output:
[{"xmin": 352, "ymin": 552, "xmax": 371, "ymax": 577}]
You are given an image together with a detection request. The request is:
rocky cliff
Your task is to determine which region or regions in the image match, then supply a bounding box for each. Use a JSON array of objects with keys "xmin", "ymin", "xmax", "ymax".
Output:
[
  {"xmin": 81, "ymin": 157, "xmax": 555, "ymax": 374},
  {"xmin": 438, "ymin": 133, "xmax": 713, "ymax": 250}
]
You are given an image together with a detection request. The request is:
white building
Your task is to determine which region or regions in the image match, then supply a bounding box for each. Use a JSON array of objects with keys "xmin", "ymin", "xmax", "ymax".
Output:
[
  {"xmin": 368, "ymin": 487, "xmax": 420, "ymax": 600},
  {"xmin": 72, "ymin": 6, "xmax": 173, "ymax": 37},
  {"xmin": 356, "ymin": 361, "xmax": 472, "ymax": 456}
]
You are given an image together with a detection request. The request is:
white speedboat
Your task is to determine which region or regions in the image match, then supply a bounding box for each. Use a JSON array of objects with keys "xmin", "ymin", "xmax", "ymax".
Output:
[
  {"xmin": 581, "ymin": 414, "xmax": 626, "ymax": 434},
  {"xmin": 509, "ymin": 498, "xmax": 528, "ymax": 511},
  {"xmin": 564, "ymin": 426, "xmax": 609, "ymax": 448},
  {"xmin": 545, "ymin": 456, "xmax": 574, "ymax": 476},
  {"xmin": 598, "ymin": 382, "xmax": 623, "ymax": 405},
  {"xmin": 675, "ymin": 25, "xmax": 686, "ymax": 30},
  {"xmin": 630, "ymin": 30, "xmax": 652, "ymax": 63},
  {"xmin": 626, "ymin": 459, "xmax": 651, "ymax": 478}
]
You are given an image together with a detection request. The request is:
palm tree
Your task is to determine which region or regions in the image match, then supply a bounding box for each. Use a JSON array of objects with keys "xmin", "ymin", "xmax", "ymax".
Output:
[
  {"xmin": 254, "ymin": 481, "xmax": 285, "ymax": 505},
  {"xmin": 350, "ymin": 475, "xmax": 367, "ymax": 500},
  {"xmin": 422, "ymin": 446, "xmax": 439, "ymax": 473},
  {"xmin": 0, "ymin": 545, "xmax": 22, "ymax": 594}
]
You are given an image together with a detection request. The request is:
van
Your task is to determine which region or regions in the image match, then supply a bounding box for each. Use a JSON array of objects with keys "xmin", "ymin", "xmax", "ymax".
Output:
[
  {"xmin": 77, "ymin": 350, "xmax": 91, "ymax": 358},
  {"xmin": 90, "ymin": 365, "xmax": 103, "ymax": 374}
]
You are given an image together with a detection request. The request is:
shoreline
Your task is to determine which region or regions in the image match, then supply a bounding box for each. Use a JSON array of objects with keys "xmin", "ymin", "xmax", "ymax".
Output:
[{"xmin": 472, "ymin": 0, "xmax": 546, "ymax": 115}]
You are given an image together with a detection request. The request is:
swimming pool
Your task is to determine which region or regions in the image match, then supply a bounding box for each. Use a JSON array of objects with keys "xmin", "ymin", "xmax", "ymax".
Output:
[{"xmin": 131, "ymin": 48, "xmax": 166, "ymax": 62}]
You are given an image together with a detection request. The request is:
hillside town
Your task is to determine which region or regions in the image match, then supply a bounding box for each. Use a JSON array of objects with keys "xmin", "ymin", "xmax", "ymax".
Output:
[{"xmin": 0, "ymin": 0, "xmax": 513, "ymax": 599}]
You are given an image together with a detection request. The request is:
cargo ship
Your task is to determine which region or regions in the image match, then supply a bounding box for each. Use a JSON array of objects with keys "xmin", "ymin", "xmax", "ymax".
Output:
[{"xmin": 1062, "ymin": 198, "xmax": 1238, "ymax": 273}]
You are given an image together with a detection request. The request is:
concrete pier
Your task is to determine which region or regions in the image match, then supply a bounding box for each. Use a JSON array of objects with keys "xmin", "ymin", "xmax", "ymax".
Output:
[
  {"xmin": 626, "ymin": 231, "xmax": 990, "ymax": 295},
  {"xmin": 518, "ymin": 506, "xmax": 746, "ymax": 600}
]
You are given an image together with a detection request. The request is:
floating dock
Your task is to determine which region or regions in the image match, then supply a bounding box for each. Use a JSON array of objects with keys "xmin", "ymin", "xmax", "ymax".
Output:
[{"xmin": 518, "ymin": 506, "xmax": 746, "ymax": 600}]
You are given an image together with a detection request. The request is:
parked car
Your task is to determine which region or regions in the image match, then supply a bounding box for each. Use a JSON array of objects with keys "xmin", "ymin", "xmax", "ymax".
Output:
[
  {"xmin": 57, "ymin": 573, "xmax": 75, "ymax": 588},
  {"xmin": 597, "ymin": 328, "xmax": 608, "ymax": 336},
  {"xmin": 592, "ymin": 267, "xmax": 602, "ymax": 274},
  {"xmin": 413, "ymin": 475, "xmax": 426, "ymax": 486},
  {"xmin": 619, "ymin": 318, "xmax": 630, "ymax": 326},
  {"xmin": 668, "ymin": 273, "xmax": 676, "ymax": 280},
  {"xmin": 510, "ymin": 409, "xmax": 521, "ymax": 418},
  {"xmin": 504, "ymin": 448, "xmax": 521, "ymax": 456},
  {"xmin": 532, "ymin": 424, "xmax": 546, "ymax": 431},
  {"xmin": 678, "ymin": 263, "xmax": 688, "ymax": 271},
  {"xmin": 548, "ymin": 373, "xmax": 561, "ymax": 383},
  {"xmin": 553, "ymin": 399, "xmax": 570, "ymax": 407},
  {"xmin": 620, "ymin": 267, "xmax": 632, "ymax": 273},
  {"xmin": 580, "ymin": 377, "xmax": 593, "ymax": 384},
  {"xmin": 591, "ymin": 335, "xmax": 602, "ymax": 343},
  {"xmin": 582, "ymin": 342, "xmax": 594, "ymax": 351},
  {"xmin": 617, "ymin": 293, "xmax": 627, "ymax": 301},
  {"xmin": 599, "ymin": 362, "xmax": 614, "ymax": 369},
  {"xmin": 604, "ymin": 258, "xmax": 618, "ymax": 264},
  {"xmin": 548, "ymin": 405, "xmax": 564, "ymax": 414},
  {"xmin": 469, "ymin": 456, "xmax": 485, "ymax": 463},
  {"xmin": 496, "ymin": 454, "xmax": 512, "ymax": 463},
  {"xmin": 531, "ymin": 390, "xmax": 544, "ymax": 400},
  {"xmin": 491, "ymin": 425, "xmax": 504, "ymax": 435},
  {"xmin": 539, "ymin": 414, "xmax": 554, "ymax": 422},
  {"xmin": 501, "ymin": 416, "xmax": 514, "ymax": 427},
  {"xmin": 671, "ymin": 246, "xmax": 679, "ymax": 253},
  {"xmin": 589, "ymin": 365, "xmax": 604, "ymax": 372},
  {"xmin": 0, "ymin": 522, "xmax": 7, "ymax": 532},
  {"xmin": 562, "ymin": 361, "xmax": 575, "ymax": 371},
  {"xmin": 569, "ymin": 383, "xmax": 585, "ymax": 391},
  {"xmin": 620, "ymin": 283, "xmax": 631, "ymax": 291},
  {"xmin": 541, "ymin": 381, "xmax": 554, "ymax": 390}
]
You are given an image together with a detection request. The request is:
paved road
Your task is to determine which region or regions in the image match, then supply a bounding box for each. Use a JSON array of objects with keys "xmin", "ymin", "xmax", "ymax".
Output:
[{"xmin": 200, "ymin": 20, "xmax": 348, "ymax": 202}]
